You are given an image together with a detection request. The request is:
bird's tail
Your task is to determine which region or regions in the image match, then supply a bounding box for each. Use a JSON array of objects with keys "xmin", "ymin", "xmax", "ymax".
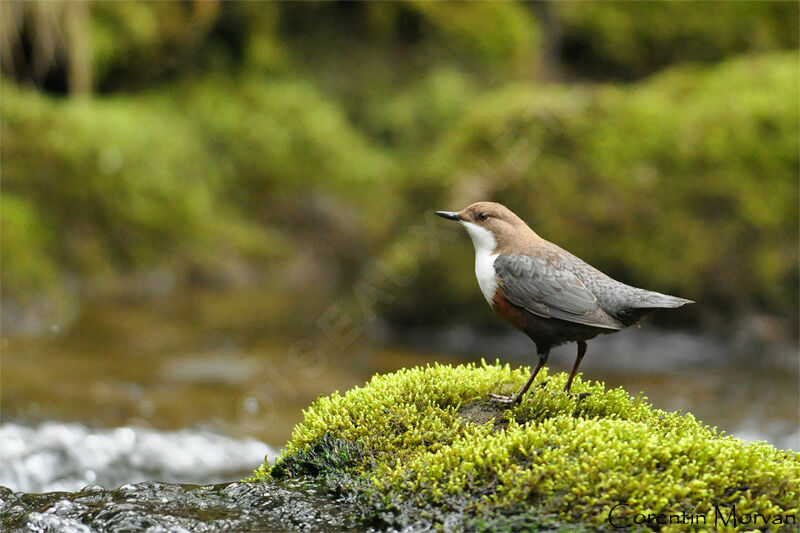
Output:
[{"xmin": 632, "ymin": 290, "xmax": 694, "ymax": 309}]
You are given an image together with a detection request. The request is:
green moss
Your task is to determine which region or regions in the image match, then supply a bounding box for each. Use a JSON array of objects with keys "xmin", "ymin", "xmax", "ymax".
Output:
[
  {"xmin": 406, "ymin": 1, "xmax": 540, "ymax": 71},
  {"xmin": 555, "ymin": 1, "xmax": 799, "ymax": 79},
  {"xmin": 252, "ymin": 363, "xmax": 800, "ymax": 531},
  {"xmin": 1, "ymin": 83, "xmax": 280, "ymax": 294},
  {"xmin": 172, "ymin": 77, "xmax": 397, "ymax": 203},
  {"xmin": 0, "ymin": 194, "xmax": 58, "ymax": 300}
]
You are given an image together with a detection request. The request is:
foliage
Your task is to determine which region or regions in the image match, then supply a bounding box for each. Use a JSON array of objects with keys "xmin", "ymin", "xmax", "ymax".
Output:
[
  {"xmin": 0, "ymin": 194, "xmax": 58, "ymax": 299},
  {"xmin": 1, "ymin": 0, "xmax": 798, "ymax": 332},
  {"xmin": 0, "ymin": 84, "xmax": 277, "ymax": 294},
  {"xmin": 364, "ymin": 69, "xmax": 476, "ymax": 151},
  {"xmin": 555, "ymin": 1, "xmax": 799, "ymax": 79},
  {"xmin": 172, "ymin": 76, "xmax": 397, "ymax": 204},
  {"xmin": 91, "ymin": 2, "xmax": 283, "ymax": 91},
  {"xmin": 403, "ymin": 1, "xmax": 539, "ymax": 71},
  {"xmin": 7, "ymin": 2, "xmax": 796, "ymax": 92},
  {"xmin": 380, "ymin": 52, "xmax": 799, "ymax": 326},
  {"xmin": 254, "ymin": 363, "xmax": 800, "ymax": 531},
  {"xmin": 166, "ymin": 75, "xmax": 400, "ymax": 285}
]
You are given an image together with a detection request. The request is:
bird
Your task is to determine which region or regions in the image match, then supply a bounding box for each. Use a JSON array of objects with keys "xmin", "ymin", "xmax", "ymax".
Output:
[{"xmin": 435, "ymin": 201, "xmax": 693, "ymax": 404}]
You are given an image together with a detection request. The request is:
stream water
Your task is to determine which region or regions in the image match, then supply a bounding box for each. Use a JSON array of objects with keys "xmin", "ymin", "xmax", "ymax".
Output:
[{"xmin": 1, "ymin": 480, "xmax": 365, "ymax": 532}]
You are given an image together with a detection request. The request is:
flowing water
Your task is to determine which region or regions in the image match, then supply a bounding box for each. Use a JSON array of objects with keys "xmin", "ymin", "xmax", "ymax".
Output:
[
  {"xmin": 0, "ymin": 423, "xmax": 272, "ymax": 494},
  {"xmin": 1, "ymin": 290, "xmax": 797, "ymax": 530},
  {"xmin": 1, "ymin": 481, "xmax": 365, "ymax": 532}
]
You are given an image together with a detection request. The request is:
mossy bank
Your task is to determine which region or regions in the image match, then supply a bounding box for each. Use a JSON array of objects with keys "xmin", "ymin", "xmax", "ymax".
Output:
[{"xmin": 251, "ymin": 363, "xmax": 799, "ymax": 532}]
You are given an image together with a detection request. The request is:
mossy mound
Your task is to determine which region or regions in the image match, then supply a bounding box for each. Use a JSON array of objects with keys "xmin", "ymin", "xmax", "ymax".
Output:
[{"xmin": 252, "ymin": 363, "xmax": 800, "ymax": 531}]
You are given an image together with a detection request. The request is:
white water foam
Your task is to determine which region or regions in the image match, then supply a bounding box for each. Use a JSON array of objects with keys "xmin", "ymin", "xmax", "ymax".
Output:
[{"xmin": 0, "ymin": 422, "xmax": 274, "ymax": 493}]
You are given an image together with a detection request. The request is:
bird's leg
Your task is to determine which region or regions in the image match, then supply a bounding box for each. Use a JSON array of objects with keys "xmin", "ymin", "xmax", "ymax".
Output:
[
  {"xmin": 564, "ymin": 340, "xmax": 590, "ymax": 398},
  {"xmin": 490, "ymin": 350, "xmax": 550, "ymax": 405}
]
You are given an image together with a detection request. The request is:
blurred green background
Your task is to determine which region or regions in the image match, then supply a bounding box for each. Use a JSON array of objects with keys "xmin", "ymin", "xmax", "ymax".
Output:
[{"xmin": 1, "ymin": 1, "xmax": 798, "ymax": 447}]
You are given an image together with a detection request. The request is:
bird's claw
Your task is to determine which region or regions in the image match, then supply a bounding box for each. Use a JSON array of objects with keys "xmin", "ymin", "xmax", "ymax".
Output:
[{"xmin": 488, "ymin": 393, "xmax": 518, "ymax": 405}]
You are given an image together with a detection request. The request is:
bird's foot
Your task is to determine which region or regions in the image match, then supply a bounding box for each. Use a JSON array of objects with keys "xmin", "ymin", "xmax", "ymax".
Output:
[
  {"xmin": 565, "ymin": 391, "xmax": 591, "ymax": 400},
  {"xmin": 488, "ymin": 393, "xmax": 518, "ymax": 405},
  {"xmin": 539, "ymin": 379, "xmax": 549, "ymax": 389}
]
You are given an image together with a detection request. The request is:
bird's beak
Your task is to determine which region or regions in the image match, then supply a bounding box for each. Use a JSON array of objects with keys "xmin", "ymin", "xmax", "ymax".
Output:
[{"xmin": 435, "ymin": 211, "xmax": 461, "ymax": 221}]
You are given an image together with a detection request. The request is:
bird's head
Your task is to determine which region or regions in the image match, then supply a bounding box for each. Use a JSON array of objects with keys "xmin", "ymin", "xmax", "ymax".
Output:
[{"xmin": 435, "ymin": 201, "xmax": 536, "ymax": 253}]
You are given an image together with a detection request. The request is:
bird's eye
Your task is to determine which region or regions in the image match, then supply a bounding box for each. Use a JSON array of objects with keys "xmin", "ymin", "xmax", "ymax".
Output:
[{"xmin": 477, "ymin": 212, "xmax": 489, "ymax": 221}]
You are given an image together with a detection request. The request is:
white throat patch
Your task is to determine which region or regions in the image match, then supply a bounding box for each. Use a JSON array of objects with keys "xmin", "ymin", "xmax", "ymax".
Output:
[{"xmin": 461, "ymin": 222, "xmax": 499, "ymax": 304}]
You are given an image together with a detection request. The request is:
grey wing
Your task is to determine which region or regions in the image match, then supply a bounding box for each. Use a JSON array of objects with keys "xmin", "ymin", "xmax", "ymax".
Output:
[{"xmin": 494, "ymin": 254, "xmax": 623, "ymax": 330}]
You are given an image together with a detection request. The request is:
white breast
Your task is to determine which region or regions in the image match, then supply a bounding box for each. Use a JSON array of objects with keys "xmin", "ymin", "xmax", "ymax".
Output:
[{"xmin": 462, "ymin": 222, "xmax": 499, "ymax": 305}]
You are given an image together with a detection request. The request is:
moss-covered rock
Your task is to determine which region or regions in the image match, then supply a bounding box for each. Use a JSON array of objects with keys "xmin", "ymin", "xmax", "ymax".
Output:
[{"xmin": 252, "ymin": 363, "xmax": 800, "ymax": 531}]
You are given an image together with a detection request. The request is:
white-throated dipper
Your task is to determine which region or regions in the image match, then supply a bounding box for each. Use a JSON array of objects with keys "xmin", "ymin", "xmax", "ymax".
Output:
[{"xmin": 436, "ymin": 201, "xmax": 693, "ymax": 404}]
